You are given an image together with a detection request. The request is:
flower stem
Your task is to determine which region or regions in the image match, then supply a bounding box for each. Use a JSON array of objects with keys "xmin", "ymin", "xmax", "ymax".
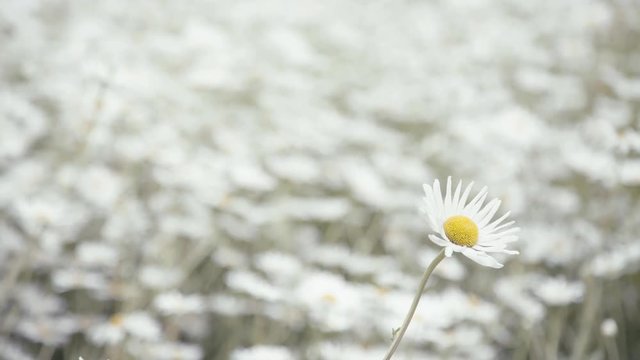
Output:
[{"xmin": 383, "ymin": 248, "xmax": 446, "ymax": 360}]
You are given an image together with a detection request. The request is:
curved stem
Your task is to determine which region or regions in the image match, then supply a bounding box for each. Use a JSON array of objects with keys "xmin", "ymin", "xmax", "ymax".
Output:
[{"xmin": 383, "ymin": 248, "xmax": 446, "ymax": 360}]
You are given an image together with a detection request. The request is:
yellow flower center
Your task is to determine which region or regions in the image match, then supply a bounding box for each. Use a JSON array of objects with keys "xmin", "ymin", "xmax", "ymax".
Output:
[
  {"xmin": 443, "ymin": 215, "xmax": 478, "ymax": 247},
  {"xmin": 109, "ymin": 313, "xmax": 124, "ymax": 326},
  {"xmin": 321, "ymin": 293, "xmax": 337, "ymax": 304}
]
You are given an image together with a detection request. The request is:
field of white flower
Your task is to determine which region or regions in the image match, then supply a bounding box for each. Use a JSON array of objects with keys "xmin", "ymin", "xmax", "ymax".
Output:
[{"xmin": 1, "ymin": 0, "xmax": 639, "ymax": 359}]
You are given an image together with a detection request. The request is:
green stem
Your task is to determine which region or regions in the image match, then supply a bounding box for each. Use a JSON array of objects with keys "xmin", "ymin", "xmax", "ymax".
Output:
[
  {"xmin": 570, "ymin": 278, "xmax": 601, "ymax": 360},
  {"xmin": 605, "ymin": 336, "xmax": 620, "ymax": 360},
  {"xmin": 383, "ymin": 248, "xmax": 446, "ymax": 360},
  {"xmin": 545, "ymin": 307, "xmax": 567, "ymax": 360}
]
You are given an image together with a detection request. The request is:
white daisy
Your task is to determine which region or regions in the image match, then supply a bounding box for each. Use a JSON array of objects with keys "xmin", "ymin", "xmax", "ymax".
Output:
[{"xmin": 422, "ymin": 177, "xmax": 519, "ymax": 268}]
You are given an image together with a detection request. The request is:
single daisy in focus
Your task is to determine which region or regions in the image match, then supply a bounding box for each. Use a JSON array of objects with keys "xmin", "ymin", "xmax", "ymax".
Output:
[{"xmin": 422, "ymin": 177, "xmax": 519, "ymax": 268}]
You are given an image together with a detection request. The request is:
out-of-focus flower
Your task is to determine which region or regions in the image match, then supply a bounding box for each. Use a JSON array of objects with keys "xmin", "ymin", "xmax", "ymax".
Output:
[
  {"xmin": 14, "ymin": 285, "xmax": 65, "ymax": 316},
  {"xmin": 230, "ymin": 345, "xmax": 295, "ymax": 360},
  {"xmin": 154, "ymin": 291, "xmax": 206, "ymax": 316},
  {"xmin": 255, "ymin": 251, "xmax": 304, "ymax": 285},
  {"xmin": 0, "ymin": 336, "xmax": 33, "ymax": 360},
  {"xmin": 16, "ymin": 316, "xmax": 79, "ymax": 346},
  {"xmin": 584, "ymin": 242, "xmax": 640, "ymax": 279},
  {"xmin": 266, "ymin": 153, "xmax": 321, "ymax": 183},
  {"xmin": 86, "ymin": 312, "xmax": 161, "ymax": 345},
  {"xmin": 293, "ymin": 271, "xmax": 364, "ymax": 332},
  {"xmin": 495, "ymin": 277, "xmax": 545, "ymax": 324},
  {"xmin": 52, "ymin": 268, "xmax": 109, "ymax": 293},
  {"xmin": 128, "ymin": 341, "xmax": 204, "ymax": 360},
  {"xmin": 312, "ymin": 342, "xmax": 388, "ymax": 360},
  {"xmin": 76, "ymin": 242, "xmax": 119, "ymax": 267},
  {"xmin": 532, "ymin": 276, "xmax": 584, "ymax": 306},
  {"xmin": 209, "ymin": 294, "xmax": 250, "ymax": 317},
  {"xmin": 226, "ymin": 270, "xmax": 283, "ymax": 302},
  {"xmin": 74, "ymin": 165, "xmax": 124, "ymax": 210},
  {"xmin": 139, "ymin": 266, "xmax": 184, "ymax": 290},
  {"xmin": 422, "ymin": 177, "xmax": 519, "ymax": 268},
  {"xmin": 601, "ymin": 318, "xmax": 618, "ymax": 337}
]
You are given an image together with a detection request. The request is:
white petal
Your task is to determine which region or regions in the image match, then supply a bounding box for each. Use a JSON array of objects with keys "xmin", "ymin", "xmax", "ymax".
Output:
[
  {"xmin": 441, "ymin": 239, "xmax": 466, "ymax": 254},
  {"xmin": 464, "ymin": 186, "xmax": 488, "ymax": 214},
  {"xmin": 477, "ymin": 199, "xmax": 501, "ymax": 227},
  {"xmin": 466, "ymin": 192, "xmax": 488, "ymax": 217},
  {"xmin": 433, "ymin": 179, "xmax": 444, "ymax": 217},
  {"xmin": 444, "ymin": 176, "xmax": 453, "ymax": 214},
  {"xmin": 483, "ymin": 211, "xmax": 512, "ymax": 233},
  {"xmin": 452, "ymin": 180, "xmax": 462, "ymax": 211},
  {"xmin": 445, "ymin": 246, "xmax": 453, "ymax": 257},
  {"xmin": 428, "ymin": 234, "xmax": 449, "ymax": 247},
  {"xmin": 475, "ymin": 244, "xmax": 519, "ymax": 254},
  {"xmin": 458, "ymin": 181, "xmax": 474, "ymax": 211},
  {"xmin": 420, "ymin": 204, "xmax": 439, "ymax": 231},
  {"xmin": 484, "ymin": 227, "xmax": 520, "ymax": 241},
  {"xmin": 423, "ymin": 184, "xmax": 434, "ymax": 206},
  {"xmin": 428, "ymin": 214, "xmax": 439, "ymax": 232},
  {"xmin": 422, "ymin": 186, "xmax": 440, "ymax": 231},
  {"xmin": 492, "ymin": 220, "xmax": 517, "ymax": 233},
  {"xmin": 481, "ymin": 234, "xmax": 519, "ymax": 245},
  {"xmin": 421, "ymin": 197, "xmax": 436, "ymax": 224},
  {"xmin": 461, "ymin": 248, "xmax": 504, "ymax": 268}
]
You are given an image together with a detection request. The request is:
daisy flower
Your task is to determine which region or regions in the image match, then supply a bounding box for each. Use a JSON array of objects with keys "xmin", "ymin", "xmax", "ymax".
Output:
[{"xmin": 422, "ymin": 177, "xmax": 519, "ymax": 268}]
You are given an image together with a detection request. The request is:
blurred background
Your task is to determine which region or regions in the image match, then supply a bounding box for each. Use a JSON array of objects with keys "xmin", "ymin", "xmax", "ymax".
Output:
[{"xmin": 1, "ymin": 0, "xmax": 640, "ymax": 359}]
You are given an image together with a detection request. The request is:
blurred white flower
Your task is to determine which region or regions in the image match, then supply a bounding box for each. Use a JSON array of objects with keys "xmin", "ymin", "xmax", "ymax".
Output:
[
  {"xmin": 620, "ymin": 159, "xmax": 640, "ymax": 186},
  {"xmin": 128, "ymin": 340, "xmax": 203, "ymax": 360},
  {"xmin": 226, "ymin": 270, "xmax": 283, "ymax": 302},
  {"xmin": 229, "ymin": 161, "xmax": 277, "ymax": 192},
  {"xmin": 139, "ymin": 266, "xmax": 184, "ymax": 290},
  {"xmin": 495, "ymin": 277, "xmax": 545, "ymax": 323},
  {"xmin": 209, "ymin": 294, "xmax": 250, "ymax": 316},
  {"xmin": 617, "ymin": 129, "xmax": 640, "ymax": 154},
  {"xmin": 88, "ymin": 319, "xmax": 124, "ymax": 346},
  {"xmin": 374, "ymin": 270, "xmax": 421, "ymax": 292},
  {"xmin": 422, "ymin": 325, "xmax": 496, "ymax": 358},
  {"xmin": 52, "ymin": 268, "xmax": 109, "ymax": 293},
  {"xmin": 102, "ymin": 198, "xmax": 150, "ymax": 242},
  {"xmin": 154, "ymin": 291, "xmax": 206, "ymax": 316},
  {"xmin": 382, "ymin": 288, "xmax": 499, "ymax": 339},
  {"xmin": 0, "ymin": 336, "xmax": 34, "ymax": 360},
  {"xmin": 0, "ymin": 92, "xmax": 46, "ymax": 161},
  {"xmin": 304, "ymin": 243, "xmax": 396, "ymax": 277},
  {"xmin": 17, "ymin": 316, "xmax": 78, "ymax": 346},
  {"xmin": 74, "ymin": 165, "xmax": 124, "ymax": 209},
  {"xmin": 12, "ymin": 192, "xmax": 88, "ymax": 238},
  {"xmin": 422, "ymin": 177, "xmax": 519, "ymax": 268},
  {"xmin": 266, "ymin": 153, "xmax": 321, "ymax": 183},
  {"xmin": 532, "ymin": 276, "xmax": 584, "ymax": 306},
  {"xmin": 14, "ymin": 285, "xmax": 65, "ymax": 316},
  {"xmin": 312, "ymin": 342, "xmax": 395, "ymax": 360},
  {"xmin": 76, "ymin": 241, "xmax": 119, "ymax": 267},
  {"xmin": 293, "ymin": 271, "xmax": 364, "ymax": 332},
  {"xmin": 230, "ymin": 345, "xmax": 295, "ymax": 360},
  {"xmin": 600, "ymin": 318, "xmax": 618, "ymax": 337},
  {"xmin": 255, "ymin": 251, "xmax": 304, "ymax": 285},
  {"xmin": 340, "ymin": 159, "xmax": 391, "ymax": 209},
  {"xmin": 212, "ymin": 246, "xmax": 250, "ymax": 268},
  {"xmin": 273, "ymin": 197, "xmax": 351, "ymax": 221},
  {"xmin": 584, "ymin": 242, "xmax": 640, "ymax": 279},
  {"xmin": 87, "ymin": 312, "xmax": 161, "ymax": 345}
]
